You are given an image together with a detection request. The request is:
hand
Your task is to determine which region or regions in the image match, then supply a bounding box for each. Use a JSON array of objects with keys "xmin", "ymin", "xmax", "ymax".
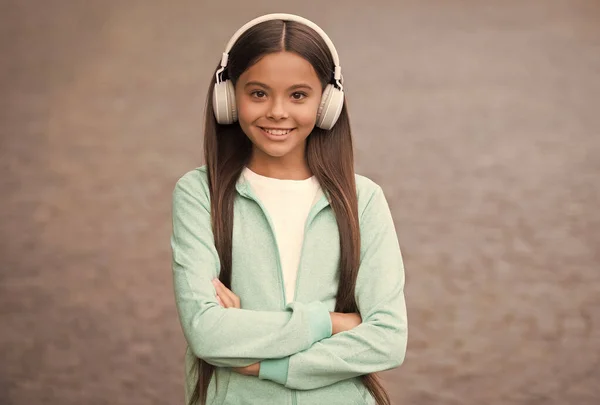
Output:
[
  {"xmin": 212, "ymin": 278, "xmax": 241, "ymax": 309},
  {"xmin": 232, "ymin": 362, "xmax": 260, "ymax": 377},
  {"xmin": 330, "ymin": 312, "xmax": 362, "ymax": 335}
]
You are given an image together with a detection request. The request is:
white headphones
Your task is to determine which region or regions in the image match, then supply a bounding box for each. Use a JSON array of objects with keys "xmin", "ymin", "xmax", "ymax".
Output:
[{"xmin": 212, "ymin": 13, "xmax": 345, "ymax": 130}]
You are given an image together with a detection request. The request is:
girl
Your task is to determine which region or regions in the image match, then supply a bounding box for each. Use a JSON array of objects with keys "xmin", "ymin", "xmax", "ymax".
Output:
[{"xmin": 171, "ymin": 13, "xmax": 407, "ymax": 405}]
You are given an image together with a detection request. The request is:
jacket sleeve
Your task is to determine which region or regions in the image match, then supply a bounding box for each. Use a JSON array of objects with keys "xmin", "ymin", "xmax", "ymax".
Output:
[
  {"xmin": 171, "ymin": 172, "xmax": 332, "ymax": 368},
  {"xmin": 258, "ymin": 185, "xmax": 407, "ymax": 389}
]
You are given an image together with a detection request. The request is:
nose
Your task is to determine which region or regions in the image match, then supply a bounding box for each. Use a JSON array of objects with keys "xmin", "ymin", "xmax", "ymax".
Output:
[{"xmin": 267, "ymin": 97, "xmax": 289, "ymax": 120}]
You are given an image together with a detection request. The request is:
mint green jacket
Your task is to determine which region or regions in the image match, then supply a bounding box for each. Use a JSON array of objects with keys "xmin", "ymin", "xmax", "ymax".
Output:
[{"xmin": 171, "ymin": 166, "xmax": 407, "ymax": 405}]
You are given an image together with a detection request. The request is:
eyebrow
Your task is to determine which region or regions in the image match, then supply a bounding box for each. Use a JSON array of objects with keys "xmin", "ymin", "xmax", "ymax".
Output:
[{"xmin": 244, "ymin": 81, "xmax": 314, "ymax": 91}]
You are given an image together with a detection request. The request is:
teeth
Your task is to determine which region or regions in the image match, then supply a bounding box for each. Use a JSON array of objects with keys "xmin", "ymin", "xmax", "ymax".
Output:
[{"xmin": 262, "ymin": 128, "xmax": 292, "ymax": 135}]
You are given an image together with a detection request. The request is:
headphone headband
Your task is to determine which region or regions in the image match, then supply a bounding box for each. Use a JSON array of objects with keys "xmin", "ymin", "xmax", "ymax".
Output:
[{"xmin": 217, "ymin": 13, "xmax": 342, "ymax": 86}]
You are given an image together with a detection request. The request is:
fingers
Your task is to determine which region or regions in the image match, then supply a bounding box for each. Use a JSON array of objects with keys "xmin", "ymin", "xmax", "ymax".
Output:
[
  {"xmin": 212, "ymin": 279, "xmax": 234, "ymax": 307},
  {"xmin": 331, "ymin": 312, "xmax": 362, "ymax": 334},
  {"xmin": 212, "ymin": 278, "xmax": 241, "ymax": 309},
  {"xmin": 221, "ymin": 282, "xmax": 241, "ymax": 308},
  {"xmin": 231, "ymin": 363, "xmax": 260, "ymax": 376}
]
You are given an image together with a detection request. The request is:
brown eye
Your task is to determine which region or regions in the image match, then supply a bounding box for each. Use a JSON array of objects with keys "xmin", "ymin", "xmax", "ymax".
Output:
[
  {"xmin": 291, "ymin": 92, "xmax": 307, "ymax": 100},
  {"xmin": 251, "ymin": 90, "xmax": 267, "ymax": 98}
]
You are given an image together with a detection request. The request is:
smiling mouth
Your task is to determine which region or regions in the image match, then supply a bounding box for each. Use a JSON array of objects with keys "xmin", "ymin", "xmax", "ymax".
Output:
[{"xmin": 259, "ymin": 127, "xmax": 295, "ymax": 136}]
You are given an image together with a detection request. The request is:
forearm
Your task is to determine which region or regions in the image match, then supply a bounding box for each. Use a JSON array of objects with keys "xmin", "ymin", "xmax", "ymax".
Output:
[
  {"xmin": 288, "ymin": 309, "xmax": 406, "ymax": 389},
  {"xmin": 186, "ymin": 307, "xmax": 352, "ymax": 368},
  {"xmin": 259, "ymin": 299, "xmax": 407, "ymax": 389},
  {"xmin": 174, "ymin": 271, "xmax": 332, "ymax": 363}
]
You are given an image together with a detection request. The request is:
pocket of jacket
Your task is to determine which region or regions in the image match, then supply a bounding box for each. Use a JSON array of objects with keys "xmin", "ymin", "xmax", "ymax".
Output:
[
  {"xmin": 295, "ymin": 378, "xmax": 370, "ymax": 405},
  {"xmin": 351, "ymin": 378, "xmax": 376, "ymax": 405},
  {"xmin": 222, "ymin": 372, "xmax": 289, "ymax": 405}
]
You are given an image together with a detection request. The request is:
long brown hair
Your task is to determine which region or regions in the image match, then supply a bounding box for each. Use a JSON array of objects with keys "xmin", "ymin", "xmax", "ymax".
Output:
[{"xmin": 190, "ymin": 19, "xmax": 390, "ymax": 405}]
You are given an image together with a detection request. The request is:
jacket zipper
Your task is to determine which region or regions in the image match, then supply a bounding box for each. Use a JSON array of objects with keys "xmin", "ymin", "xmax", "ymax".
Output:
[
  {"xmin": 240, "ymin": 184, "xmax": 328, "ymax": 307},
  {"xmin": 244, "ymin": 194, "xmax": 287, "ymax": 306},
  {"xmin": 240, "ymin": 183, "xmax": 328, "ymax": 405},
  {"xmin": 292, "ymin": 193, "xmax": 328, "ymax": 301},
  {"xmin": 244, "ymin": 189, "xmax": 299, "ymax": 405},
  {"xmin": 291, "ymin": 196, "xmax": 326, "ymax": 405}
]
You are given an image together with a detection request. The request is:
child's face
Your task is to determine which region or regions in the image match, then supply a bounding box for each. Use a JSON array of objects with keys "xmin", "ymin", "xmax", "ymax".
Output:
[{"xmin": 235, "ymin": 51, "xmax": 323, "ymax": 165}]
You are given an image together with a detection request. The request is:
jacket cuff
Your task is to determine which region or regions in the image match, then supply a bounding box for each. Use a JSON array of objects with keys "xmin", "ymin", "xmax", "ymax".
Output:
[
  {"xmin": 306, "ymin": 301, "xmax": 333, "ymax": 343},
  {"xmin": 259, "ymin": 357, "xmax": 290, "ymax": 385}
]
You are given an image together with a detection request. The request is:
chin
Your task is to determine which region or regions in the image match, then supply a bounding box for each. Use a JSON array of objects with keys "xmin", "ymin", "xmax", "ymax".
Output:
[{"xmin": 257, "ymin": 144, "xmax": 293, "ymax": 158}]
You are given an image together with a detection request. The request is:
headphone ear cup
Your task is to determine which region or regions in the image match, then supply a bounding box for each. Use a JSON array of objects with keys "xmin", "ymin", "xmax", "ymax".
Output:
[
  {"xmin": 227, "ymin": 80, "xmax": 238, "ymax": 123},
  {"xmin": 212, "ymin": 80, "xmax": 238, "ymax": 124},
  {"xmin": 316, "ymin": 84, "xmax": 344, "ymax": 130}
]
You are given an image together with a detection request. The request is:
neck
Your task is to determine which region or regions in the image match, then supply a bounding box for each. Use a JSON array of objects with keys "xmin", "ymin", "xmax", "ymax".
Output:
[{"xmin": 247, "ymin": 150, "xmax": 312, "ymax": 180}]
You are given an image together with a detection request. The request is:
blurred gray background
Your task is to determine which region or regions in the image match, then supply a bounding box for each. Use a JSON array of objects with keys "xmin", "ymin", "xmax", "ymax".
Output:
[{"xmin": 1, "ymin": 0, "xmax": 599, "ymax": 404}]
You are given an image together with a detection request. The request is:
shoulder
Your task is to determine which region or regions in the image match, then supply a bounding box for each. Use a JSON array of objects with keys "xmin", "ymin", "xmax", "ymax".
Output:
[
  {"xmin": 174, "ymin": 165, "xmax": 209, "ymax": 188},
  {"xmin": 354, "ymin": 173, "xmax": 381, "ymax": 194},
  {"xmin": 355, "ymin": 172, "xmax": 383, "ymax": 204},
  {"xmin": 172, "ymin": 165, "xmax": 210, "ymax": 206},
  {"xmin": 354, "ymin": 173, "xmax": 392, "ymax": 221}
]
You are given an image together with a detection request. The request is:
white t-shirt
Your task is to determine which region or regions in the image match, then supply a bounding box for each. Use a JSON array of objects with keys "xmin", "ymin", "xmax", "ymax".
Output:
[{"xmin": 242, "ymin": 167, "xmax": 322, "ymax": 304}]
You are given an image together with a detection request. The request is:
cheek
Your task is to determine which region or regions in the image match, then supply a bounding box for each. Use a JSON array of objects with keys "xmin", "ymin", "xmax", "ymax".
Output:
[
  {"xmin": 297, "ymin": 108, "xmax": 319, "ymax": 127},
  {"xmin": 294, "ymin": 98, "xmax": 321, "ymax": 125},
  {"xmin": 237, "ymin": 100, "xmax": 262, "ymax": 123}
]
